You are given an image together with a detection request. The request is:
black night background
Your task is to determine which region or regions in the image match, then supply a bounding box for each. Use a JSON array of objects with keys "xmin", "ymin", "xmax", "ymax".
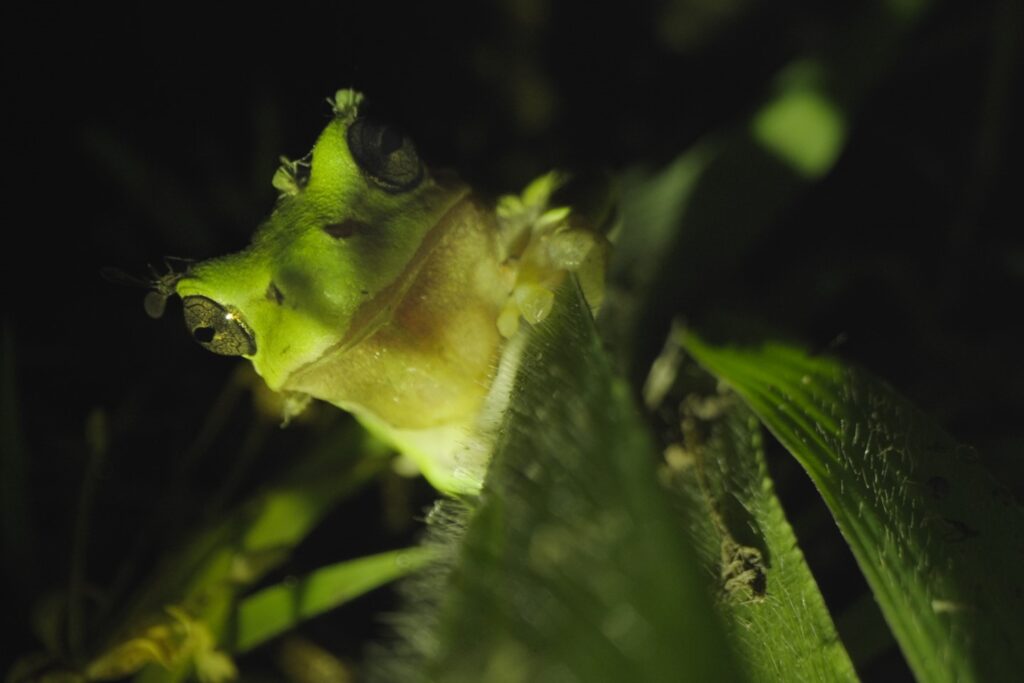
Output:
[{"xmin": 3, "ymin": 1, "xmax": 1021, "ymax": 681}]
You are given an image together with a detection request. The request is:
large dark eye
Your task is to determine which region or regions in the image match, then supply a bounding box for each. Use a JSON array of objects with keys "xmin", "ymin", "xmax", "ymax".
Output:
[
  {"xmin": 346, "ymin": 117, "xmax": 423, "ymax": 193},
  {"xmin": 182, "ymin": 296, "xmax": 256, "ymax": 356}
]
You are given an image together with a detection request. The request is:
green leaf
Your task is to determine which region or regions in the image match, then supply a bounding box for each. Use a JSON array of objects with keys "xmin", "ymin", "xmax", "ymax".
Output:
[
  {"xmin": 682, "ymin": 332, "xmax": 1024, "ymax": 682},
  {"xmin": 423, "ymin": 283, "xmax": 742, "ymax": 683},
  {"xmin": 102, "ymin": 424, "xmax": 389, "ymax": 683},
  {"xmin": 125, "ymin": 423, "xmax": 388, "ymax": 618},
  {"xmin": 230, "ymin": 546, "xmax": 436, "ymax": 653},
  {"xmin": 657, "ymin": 359, "xmax": 858, "ymax": 682}
]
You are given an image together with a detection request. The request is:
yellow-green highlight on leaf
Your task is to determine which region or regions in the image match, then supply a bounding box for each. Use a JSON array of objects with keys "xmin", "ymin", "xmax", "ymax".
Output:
[
  {"xmin": 752, "ymin": 82, "xmax": 845, "ymax": 179},
  {"xmin": 231, "ymin": 547, "xmax": 436, "ymax": 653},
  {"xmin": 240, "ymin": 492, "xmax": 325, "ymax": 553},
  {"xmin": 90, "ymin": 425, "xmax": 388, "ymax": 683},
  {"xmin": 275, "ymin": 638, "xmax": 354, "ymax": 683},
  {"xmin": 884, "ymin": 0, "xmax": 929, "ymax": 21},
  {"xmin": 83, "ymin": 605, "xmax": 235, "ymax": 683},
  {"xmin": 682, "ymin": 331, "xmax": 1024, "ymax": 683}
]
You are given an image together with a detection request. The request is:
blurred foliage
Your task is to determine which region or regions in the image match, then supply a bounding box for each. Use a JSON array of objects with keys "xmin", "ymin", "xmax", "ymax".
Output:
[{"xmin": 3, "ymin": 0, "xmax": 1022, "ymax": 680}]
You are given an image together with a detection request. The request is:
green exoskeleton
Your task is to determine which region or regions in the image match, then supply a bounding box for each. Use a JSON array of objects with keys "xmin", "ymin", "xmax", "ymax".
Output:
[{"xmin": 158, "ymin": 90, "xmax": 610, "ymax": 493}]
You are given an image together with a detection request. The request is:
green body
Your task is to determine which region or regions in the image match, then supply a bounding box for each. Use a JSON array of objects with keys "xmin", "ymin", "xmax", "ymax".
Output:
[{"xmin": 174, "ymin": 90, "xmax": 607, "ymax": 493}]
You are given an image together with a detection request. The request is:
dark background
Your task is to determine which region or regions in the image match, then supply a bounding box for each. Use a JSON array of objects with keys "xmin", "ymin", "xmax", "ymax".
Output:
[{"xmin": 3, "ymin": 0, "xmax": 1021, "ymax": 679}]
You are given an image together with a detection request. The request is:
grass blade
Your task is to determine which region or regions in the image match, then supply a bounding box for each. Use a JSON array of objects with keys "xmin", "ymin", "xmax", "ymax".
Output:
[
  {"xmin": 231, "ymin": 547, "xmax": 436, "ymax": 653},
  {"xmin": 682, "ymin": 332, "xmax": 1024, "ymax": 682},
  {"xmin": 422, "ymin": 283, "xmax": 742, "ymax": 683},
  {"xmin": 79, "ymin": 424, "xmax": 390, "ymax": 683},
  {"xmin": 656, "ymin": 358, "xmax": 858, "ymax": 682}
]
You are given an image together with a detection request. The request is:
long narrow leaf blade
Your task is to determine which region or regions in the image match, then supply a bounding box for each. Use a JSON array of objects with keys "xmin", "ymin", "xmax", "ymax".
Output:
[
  {"xmin": 231, "ymin": 547, "xmax": 436, "ymax": 653},
  {"xmin": 659, "ymin": 368, "xmax": 858, "ymax": 682},
  {"xmin": 425, "ymin": 284, "xmax": 742, "ymax": 682},
  {"xmin": 682, "ymin": 333, "xmax": 1024, "ymax": 682}
]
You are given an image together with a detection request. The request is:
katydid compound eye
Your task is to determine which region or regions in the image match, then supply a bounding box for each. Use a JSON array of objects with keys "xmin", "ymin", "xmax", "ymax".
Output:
[
  {"xmin": 346, "ymin": 117, "xmax": 423, "ymax": 193},
  {"xmin": 182, "ymin": 296, "xmax": 256, "ymax": 356}
]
